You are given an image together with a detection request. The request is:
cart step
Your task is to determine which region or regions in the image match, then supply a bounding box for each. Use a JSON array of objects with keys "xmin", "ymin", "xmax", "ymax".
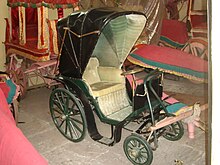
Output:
[{"xmin": 97, "ymin": 137, "xmax": 114, "ymax": 146}]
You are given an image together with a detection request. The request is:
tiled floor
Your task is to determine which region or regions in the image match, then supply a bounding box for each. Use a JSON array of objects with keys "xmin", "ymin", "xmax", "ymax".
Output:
[{"xmin": 17, "ymin": 77, "xmax": 209, "ymax": 165}]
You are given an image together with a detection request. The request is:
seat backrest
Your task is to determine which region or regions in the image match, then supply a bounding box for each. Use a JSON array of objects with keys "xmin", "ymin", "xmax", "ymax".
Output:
[
  {"xmin": 83, "ymin": 57, "xmax": 100, "ymax": 84},
  {"xmin": 98, "ymin": 66, "xmax": 124, "ymax": 83}
]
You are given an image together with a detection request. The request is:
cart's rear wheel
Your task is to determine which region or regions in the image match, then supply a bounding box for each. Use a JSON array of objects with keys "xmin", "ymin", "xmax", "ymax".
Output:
[
  {"xmin": 50, "ymin": 88, "xmax": 87, "ymax": 142},
  {"xmin": 163, "ymin": 121, "xmax": 184, "ymax": 141},
  {"xmin": 124, "ymin": 134, "xmax": 153, "ymax": 165}
]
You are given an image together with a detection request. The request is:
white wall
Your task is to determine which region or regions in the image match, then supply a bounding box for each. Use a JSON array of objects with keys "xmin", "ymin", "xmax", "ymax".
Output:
[
  {"xmin": 211, "ymin": 0, "xmax": 220, "ymax": 164},
  {"xmin": 0, "ymin": 0, "xmax": 8, "ymax": 71},
  {"xmin": 48, "ymin": 8, "xmax": 73, "ymax": 20},
  {"xmin": 178, "ymin": 0, "xmax": 207, "ymax": 22}
]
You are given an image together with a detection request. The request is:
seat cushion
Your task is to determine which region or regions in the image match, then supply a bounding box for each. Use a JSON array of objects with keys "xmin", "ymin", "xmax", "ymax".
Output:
[
  {"xmin": 98, "ymin": 66, "xmax": 124, "ymax": 83},
  {"xmin": 90, "ymin": 82, "xmax": 125, "ymax": 97}
]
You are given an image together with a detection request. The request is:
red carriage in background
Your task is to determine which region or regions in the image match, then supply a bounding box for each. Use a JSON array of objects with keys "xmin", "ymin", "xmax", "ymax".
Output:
[
  {"xmin": 4, "ymin": 0, "xmax": 209, "ymax": 98},
  {"xmin": 4, "ymin": 0, "xmax": 166, "ymax": 98},
  {"xmin": 4, "ymin": 0, "xmax": 79, "ymax": 98},
  {"xmin": 160, "ymin": 0, "xmax": 208, "ymax": 60}
]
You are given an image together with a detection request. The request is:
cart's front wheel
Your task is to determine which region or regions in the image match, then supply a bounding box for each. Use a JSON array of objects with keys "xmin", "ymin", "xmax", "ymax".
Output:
[
  {"xmin": 50, "ymin": 88, "xmax": 87, "ymax": 142},
  {"xmin": 124, "ymin": 134, "xmax": 153, "ymax": 165},
  {"xmin": 163, "ymin": 121, "xmax": 184, "ymax": 141}
]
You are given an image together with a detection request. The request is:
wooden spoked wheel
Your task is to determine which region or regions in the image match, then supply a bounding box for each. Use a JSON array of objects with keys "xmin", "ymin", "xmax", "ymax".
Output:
[
  {"xmin": 9, "ymin": 68, "xmax": 27, "ymax": 99},
  {"xmin": 49, "ymin": 88, "xmax": 87, "ymax": 142},
  {"xmin": 124, "ymin": 134, "xmax": 153, "ymax": 165},
  {"xmin": 163, "ymin": 121, "xmax": 184, "ymax": 141},
  {"xmin": 182, "ymin": 37, "xmax": 208, "ymax": 84},
  {"xmin": 183, "ymin": 37, "xmax": 208, "ymax": 60},
  {"xmin": 6, "ymin": 56, "xmax": 28, "ymax": 99}
]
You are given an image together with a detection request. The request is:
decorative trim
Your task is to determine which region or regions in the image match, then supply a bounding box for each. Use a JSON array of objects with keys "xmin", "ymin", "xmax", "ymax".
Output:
[
  {"xmin": 7, "ymin": 48, "xmax": 49, "ymax": 62},
  {"xmin": 18, "ymin": 6, "xmax": 26, "ymax": 45},
  {"xmin": 37, "ymin": 6, "xmax": 48, "ymax": 49},
  {"xmin": 7, "ymin": 2, "xmax": 78, "ymax": 9},
  {"xmin": 127, "ymin": 55, "xmax": 208, "ymax": 83},
  {"xmin": 8, "ymin": 7, "xmax": 12, "ymax": 42},
  {"xmin": 51, "ymin": 20, "xmax": 59, "ymax": 55},
  {"xmin": 6, "ymin": 43, "xmax": 50, "ymax": 61},
  {"xmin": 159, "ymin": 36, "xmax": 186, "ymax": 49}
]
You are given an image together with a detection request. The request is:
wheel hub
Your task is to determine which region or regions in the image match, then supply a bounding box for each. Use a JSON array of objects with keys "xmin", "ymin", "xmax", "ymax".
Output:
[
  {"xmin": 60, "ymin": 114, "xmax": 67, "ymax": 120},
  {"xmin": 130, "ymin": 147, "xmax": 140, "ymax": 158}
]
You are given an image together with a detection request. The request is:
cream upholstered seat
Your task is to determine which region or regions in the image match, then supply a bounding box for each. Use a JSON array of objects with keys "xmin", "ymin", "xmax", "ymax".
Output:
[
  {"xmin": 83, "ymin": 58, "xmax": 131, "ymax": 120},
  {"xmin": 83, "ymin": 57, "xmax": 125, "ymax": 97},
  {"xmin": 90, "ymin": 82, "xmax": 124, "ymax": 97},
  {"xmin": 83, "ymin": 57, "xmax": 100, "ymax": 85}
]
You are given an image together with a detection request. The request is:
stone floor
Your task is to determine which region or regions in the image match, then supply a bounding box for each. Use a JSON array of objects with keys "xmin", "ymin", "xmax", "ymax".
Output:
[{"xmin": 17, "ymin": 77, "xmax": 209, "ymax": 165}]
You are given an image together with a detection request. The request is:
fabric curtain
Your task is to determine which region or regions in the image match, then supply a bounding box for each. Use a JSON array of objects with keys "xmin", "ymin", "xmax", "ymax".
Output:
[
  {"xmin": 11, "ymin": 7, "xmax": 19, "ymax": 41},
  {"xmin": 7, "ymin": 0, "xmax": 78, "ymax": 8},
  {"xmin": 25, "ymin": 8, "xmax": 38, "ymax": 25}
]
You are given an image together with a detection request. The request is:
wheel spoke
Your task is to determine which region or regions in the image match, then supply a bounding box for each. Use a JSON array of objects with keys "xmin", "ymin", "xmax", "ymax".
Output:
[
  {"xmin": 53, "ymin": 99, "xmax": 64, "ymax": 113},
  {"xmin": 200, "ymin": 49, "xmax": 206, "ymax": 59},
  {"xmin": 55, "ymin": 93, "xmax": 65, "ymax": 111},
  {"xmin": 64, "ymin": 94, "xmax": 70, "ymax": 113},
  {"xmin": 191, "ymin": 47, "xmax": 197, "ymax": 56},
  {"xmin": 69, "ymin": 109, "xmax": 80, "ymax": 115},
  {"xmin": 129, "ymin": 140, "xmax": 136, "ymax": 147},
  {"xmin": 56, "ymin": 93, "xmax": 65, "ymax": 112},
  {"xmin": 54, "ymin": 115, "xmax": 61, "ymax": 119},
  {"xmin": 19, "ymin": 83, "xmax": 25, "ymax": 88},
  {"xmin": 138, "ymin": 141, "xmax": 141, "ymax": 147},
  {"xmin": 141, "ymin": 150, "xmax": 148, "ymax": 154},
  {"xmin": 127, "ymin": 145, "xmax": 133, "ymax": 150},
  {"xmin": 170, "ymin": 124, "xmax": 179, "ymax": 134},
  {"xmin": 65, "ymin": 121, "xmax": 68, "ymax": 134},
  {"xmin": 139, "ymin": 154, "xmax": 147, "ymax": 162},
  {"xmin": 60, "ymin": 92, "xmax": 67, "ymax": 112},
  {"xmin": 139, "ymin": 145, "xmax": 146, "ymax": 151},
  {"xmin": 58, "ymin": 119, "xmax": 65, "ymax": 128},
  {"xmin": 67, "ymin": 120, "xmax": 73, "ymax": 138},
  {"xmin": 53, "ymin": 107, "xmax": 62, "ymax": 115},
  {"xmin": 137, "ymin": 157, "xmax": 141, "ymax": 163},
  {"xmin": 165, "ymin": 131, "xmax": 176, "ymax": 136},
  {"xmin": 69, "ymin": 116, "xmax": 83, "ymax": 125},
  {"xmin": 69, "ymin": 119, "xmax": 83, "ymax": 133},
  {"xmin": 69, "ymin": 120, "xmax": 80, "ymax": 138}
]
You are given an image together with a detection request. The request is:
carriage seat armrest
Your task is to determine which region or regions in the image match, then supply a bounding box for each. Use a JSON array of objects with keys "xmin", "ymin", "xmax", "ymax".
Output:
[{"xmin": 98, "ymin": 66, "xmax": 125, "ymax": 83}]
